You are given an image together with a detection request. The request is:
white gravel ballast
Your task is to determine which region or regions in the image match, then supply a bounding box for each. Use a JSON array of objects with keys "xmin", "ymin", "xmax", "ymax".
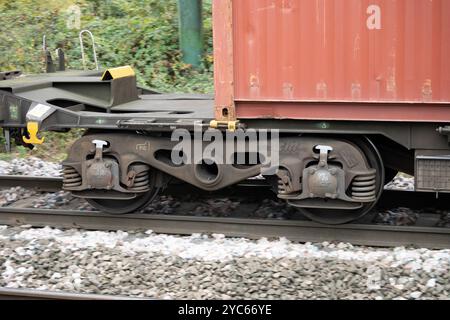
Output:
[
  {"xmin": 0, "ymin": 225, "xmax": 448, "ymax": 300},
  {"xmin": 0, "ymin": 157, "xmax": 61, "ymax": 177}
]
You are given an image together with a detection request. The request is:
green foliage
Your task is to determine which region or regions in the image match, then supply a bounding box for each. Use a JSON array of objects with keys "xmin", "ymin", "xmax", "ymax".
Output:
[
  {"xmin": 0, "ymin": 151, "xmax": 13, "ymax": 161},
  {"xmin": 27, "ymin": 129, "xmax": 86, "ymax": 161},
  {"xmin": 0, "ymin": 0, "xmax": 213, "ymax": 93},
  {"xmin": 0, "ymin": 129, "xmax": 85, "ymax": 162}
]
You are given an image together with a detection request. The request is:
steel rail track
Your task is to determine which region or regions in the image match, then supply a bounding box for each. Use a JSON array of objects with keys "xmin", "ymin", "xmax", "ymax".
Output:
[
  {"xmin": 1, "ymin": 174, "xmax": 449, "ymax": 209},
  {"xmin": 0, "ymin": 175, "xmax": 62, "ymax": 192},
  {"xmin": 0, "ymin": 207, "xmax": 448, "ymax": 249},
  {"xmin": 0, "ymin": 174, "xmax": 448, "ymax": 248},
  {"xmin": 0, "ymin": 287, "xmax": 147, "ymax": 300}
]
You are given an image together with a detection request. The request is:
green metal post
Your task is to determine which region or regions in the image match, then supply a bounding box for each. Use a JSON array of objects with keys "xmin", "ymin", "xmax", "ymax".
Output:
[{"xmin": 178, "ymin": 0, "xmax": 203, "ymax": 68}]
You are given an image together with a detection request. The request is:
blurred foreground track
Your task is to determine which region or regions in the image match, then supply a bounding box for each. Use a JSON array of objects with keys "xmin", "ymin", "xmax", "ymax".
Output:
[
  {"xmin": 0, "ymin": 207, "xmax": 448, "ymax": 249},
  {"xmin": 0, "ymin": 287, "xmax": 148, "ymax": 300}
]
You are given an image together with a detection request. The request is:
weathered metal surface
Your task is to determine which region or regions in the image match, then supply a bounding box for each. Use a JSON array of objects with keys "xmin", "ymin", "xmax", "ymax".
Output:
[
  {"xmin": 212, "ymin": 0, "xmax": 236, "ymax": 121},
  {"xmin": 235, "ymin": 101, "xmax": 450, "ymax": 122},
  {"xmin": 415, "ymin": 150, "xmax": 450, "ymax": 193},
  {"xmin": 213, "ymin": 0, "xmax": 450, "ymax": 121},
  {"xmin": 63, "ymin": 132, "xmax": 261, "ymax": 195},
  {"xmin": 0, "ymin": 175, "xmax": 62, "ymax": 192},
  {"xmin": 0, "ymin": 207, "xmax": 448, "ymax": 248},
  {"xmin": 0, "ymin": 75, "xmax": 214, "ymax": 134},
  {"xmin": 178, "ymin": 0, "xmax": 204, "ymax": 68}
]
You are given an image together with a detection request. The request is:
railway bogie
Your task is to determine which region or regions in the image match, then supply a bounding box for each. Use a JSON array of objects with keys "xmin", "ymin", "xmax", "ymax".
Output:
[{"xmin": 59, "ymin": 130, "xmax": 384, "ymax": 223}]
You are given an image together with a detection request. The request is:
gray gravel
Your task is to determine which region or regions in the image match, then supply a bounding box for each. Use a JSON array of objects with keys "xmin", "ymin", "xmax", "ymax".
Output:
[
  {"xmin": 374, "ymin": 207, "xmax": 419, "ymax": 226},
  {"xmin": 142, "ymin": 196, "xmax": 181, "ymax": 215},
  {"xmin": 0, "ymin": 157, "xmax": 61, "ymax": 177},
  {"xmin": 0, "ymin": 226, "xmax": 449, "ymax": 300},
  {"xmin": 437, "ymin": 211, "xmax": 450, "ymax": 228},
  {"xmin": 31, "ymin": 191, "xmax": 72, "ymax": 209},
  {"xmin": 0, "ymin": 187, "xmax": 37, "ymax": 207},
  {"xmin": 253, "ymin": 199, "xmax": 295, "ymax": 219}
]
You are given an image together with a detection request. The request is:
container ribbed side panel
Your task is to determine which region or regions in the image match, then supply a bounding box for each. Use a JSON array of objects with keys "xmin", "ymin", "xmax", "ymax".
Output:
[{"xmin": 231, "ymin": 0, "xmax": 450, "ymax": 103}]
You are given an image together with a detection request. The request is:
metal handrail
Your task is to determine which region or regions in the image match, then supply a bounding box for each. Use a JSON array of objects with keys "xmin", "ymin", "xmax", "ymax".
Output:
[{"xmin": 79, "ymin": 29, "xmax": 99, "ymax": 70}]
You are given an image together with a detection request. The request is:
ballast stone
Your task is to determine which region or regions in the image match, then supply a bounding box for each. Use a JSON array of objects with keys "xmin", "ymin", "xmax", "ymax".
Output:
[{"xmin": 0, "ymin": 225, "xmax": 449, "ymax": 300}]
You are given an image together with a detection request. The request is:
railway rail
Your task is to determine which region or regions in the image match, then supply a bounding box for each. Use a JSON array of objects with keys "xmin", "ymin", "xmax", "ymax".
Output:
[
  {"xmin": 0, "ymin": 206, "xmax": 448, "ymax": 249},
  {"xmin": 0, "ymin": 175, "xmax": 62, "ymax": 192},
  {"xmin": 0, "ymin": 174, "xmax": 449, "ymax": 209},
  {"xmin": 0, "ymin": 175, "xmax": 449, "ymax": 249},
  {"xmin": 0, "ymin": 287, "xmax": 146, "ymax": 300}
]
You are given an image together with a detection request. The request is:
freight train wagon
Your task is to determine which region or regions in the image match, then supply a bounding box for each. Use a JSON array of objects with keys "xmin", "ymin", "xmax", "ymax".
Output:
[{"xmin": 0, "ymin": 0, "xmax": 449, "ymax": 224}]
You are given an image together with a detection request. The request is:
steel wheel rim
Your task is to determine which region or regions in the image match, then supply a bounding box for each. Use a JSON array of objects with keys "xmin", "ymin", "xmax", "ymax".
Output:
[
  {"xmin": 296, "ymin": 136, "xmax": 385, "ymax": 225},
  {"xmin": 86, "ymin": 188, "xmax": 160, "ymax": 214}
]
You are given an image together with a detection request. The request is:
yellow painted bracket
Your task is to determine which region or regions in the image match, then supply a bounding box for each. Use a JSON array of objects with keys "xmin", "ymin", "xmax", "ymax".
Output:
[
  {"xmin": 101, "ymin": 66, "xmax": 136, "ymax": 81},
  {"xmin": 210, "ymin": 120, "xmax": 239, "ymax": 132},
  {"xmin": 23, "ymin": 122, "xmax": 45, "ymax": 145}
]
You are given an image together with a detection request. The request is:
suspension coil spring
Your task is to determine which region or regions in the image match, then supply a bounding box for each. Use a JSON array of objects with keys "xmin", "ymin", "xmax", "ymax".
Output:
[
  {"xmin": 351, "ymin": 172, "xmax": 377, "ymax": 201},
  {"xmin": 129, "ymin": 170, "xmax": 150, "ymax": 192},
  {"xmin": 278, "ymin": 178, "xmax": 287, "ymax": 194},
  {"xmin": 277, "ymin": 169, "xmax": 290, "ymax": 195},
  {"xmin": 62, "ymin": 166, "xmax": 82, "ymax": 189}
]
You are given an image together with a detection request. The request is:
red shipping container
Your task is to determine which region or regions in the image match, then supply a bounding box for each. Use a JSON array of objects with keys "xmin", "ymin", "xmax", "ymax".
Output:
[{"xmin": 213, "ymin": 0, "xmax": 450, "ymax": 122}]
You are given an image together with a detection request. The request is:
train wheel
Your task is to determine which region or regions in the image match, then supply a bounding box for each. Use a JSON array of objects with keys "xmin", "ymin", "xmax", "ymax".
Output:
[
  {"xmin": 86, "ymin": 189, "xmax": 160, "ymax": 214},
  {"xmin": 295, "ymin": 137, "xmax": 385, "ymax": 225}
]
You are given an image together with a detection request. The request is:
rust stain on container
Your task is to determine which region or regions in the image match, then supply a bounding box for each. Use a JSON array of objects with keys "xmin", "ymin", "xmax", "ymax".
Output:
[
  {"xmin": 213, "ymin": 0, "xmax": 450, "ymax": 122},
  {"xmin": 422, "ymin": 79, "xmax": 433, "ymax": 102}
]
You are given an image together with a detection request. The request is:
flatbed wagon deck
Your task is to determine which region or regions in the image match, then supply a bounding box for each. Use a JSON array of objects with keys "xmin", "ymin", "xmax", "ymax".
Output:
[{"xmin": 0, "ymin": 70, "xmax": 214, "ymax": 132}]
